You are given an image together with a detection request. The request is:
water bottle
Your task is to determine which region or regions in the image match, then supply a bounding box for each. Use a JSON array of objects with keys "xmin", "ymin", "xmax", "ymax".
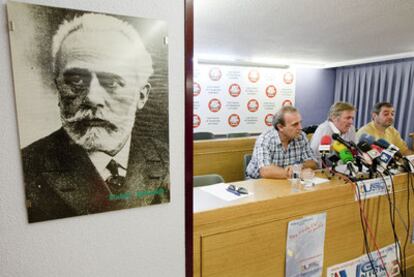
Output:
[{"xmin": 290, "ymin": 163, "xmax": 302, "ymax": 192}]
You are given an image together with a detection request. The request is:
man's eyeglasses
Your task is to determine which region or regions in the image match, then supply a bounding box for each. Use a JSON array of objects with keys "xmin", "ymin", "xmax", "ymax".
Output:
[{"xmin": 226, "ymin": 184, "xmax": 248, "ymax": 196}]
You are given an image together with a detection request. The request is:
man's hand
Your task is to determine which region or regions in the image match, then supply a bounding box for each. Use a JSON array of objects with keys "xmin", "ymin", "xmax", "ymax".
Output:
[
  {"xmin": 285, "ymin": 165, "xmax": 293, "ymax": 179},
  {"xmin": 300, "ymin": 168, "xmax": 314, "ymax": 179}
]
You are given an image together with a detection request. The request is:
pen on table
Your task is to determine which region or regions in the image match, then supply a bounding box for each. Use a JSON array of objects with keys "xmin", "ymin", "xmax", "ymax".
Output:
[{"xmin": 226, "ymin": 188, "xmax": 241, "ymax": 196}]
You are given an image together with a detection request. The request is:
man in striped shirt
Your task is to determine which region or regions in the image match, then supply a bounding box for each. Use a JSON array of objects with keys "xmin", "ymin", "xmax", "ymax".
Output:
[{"xmin": 246, "ymin": 106, "xmax": 318, "ymax": 179}]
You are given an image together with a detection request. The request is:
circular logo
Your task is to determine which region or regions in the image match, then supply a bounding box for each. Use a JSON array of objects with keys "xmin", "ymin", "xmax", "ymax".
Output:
[
  {"xmin": 265, "ymin": 85, "xmax": 277, "ymax": 98},
  {"xmin": 193, "ymin": 82, "xmax": 201, "ymax": 96},
  {"xmin": 193, "ymin": 114, "xmax": 201, "ymax": 128},
  {"xmin": 265, "ymin": 114, "xmax": 274, "ymax": 126},
  {"xmin": 247, "ymin": 99, "xmax": 259, "ymax": 112},
  {"xmin": 248, "ymin": 70, "xmax": 260, "ymax": 83},
  {"xmin": 283, "ymin": 72, "xmax": 294, "ymax": 84},
  {"xmin": 228, "ymin": 114, "xmax": 240, "ymax": 127},
  {"xmin": 282, "ymin": 99, "xmax": 293, "ymax": 106},
  {"xmin": 208, "ymin": 98, "xmax": 222, "ymax": 113},
  {"xmin": 228, "ymin": 83, "xmax": 241, "ymax": 97},
  {"xmin": 209, "ymin": 67, "xmax": 222, "ymax": 81}
]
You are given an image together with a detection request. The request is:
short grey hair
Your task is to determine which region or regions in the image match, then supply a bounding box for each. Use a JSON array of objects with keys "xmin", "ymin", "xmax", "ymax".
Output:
[
  {"xmin": 52, "ymin": 13, "xmax": 153, "ymax": 81},
  {"xmin": 272, "ymin": 106, "xmax": 298, "ymax": 130},
  {"xmin": 328, "ymin": 102, "xmax": 355, "ymax": 120}
]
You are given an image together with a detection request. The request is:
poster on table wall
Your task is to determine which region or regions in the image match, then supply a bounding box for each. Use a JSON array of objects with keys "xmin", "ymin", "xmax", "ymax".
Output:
[
  {"xmin": 285, "ymin": 212, "xmax": 326, "ymax": 277},
  {"xmin": 7, "ymin": 1, "xmax": 170, "ymax": 223},
  {"xmin": 193, "ymin": 63, "xmax": 296, "ymax": 135}
]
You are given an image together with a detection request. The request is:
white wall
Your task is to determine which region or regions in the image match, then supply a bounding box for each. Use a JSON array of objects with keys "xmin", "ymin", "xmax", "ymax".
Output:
[{"xmin": 0, "ymin": 0, "xmax": 185, "ymax": 276}]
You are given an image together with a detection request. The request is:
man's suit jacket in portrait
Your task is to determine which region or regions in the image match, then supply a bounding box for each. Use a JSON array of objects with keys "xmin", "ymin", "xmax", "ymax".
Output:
[{"xmin": 22, "ymin": 128, "xmax": 170, "ymax": 223}]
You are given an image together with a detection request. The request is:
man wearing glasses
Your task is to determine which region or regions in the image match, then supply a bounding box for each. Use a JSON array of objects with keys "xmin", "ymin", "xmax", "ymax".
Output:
[{"xmin": 246, "ymin": 106, "xmax": 318, "ymax": 179}]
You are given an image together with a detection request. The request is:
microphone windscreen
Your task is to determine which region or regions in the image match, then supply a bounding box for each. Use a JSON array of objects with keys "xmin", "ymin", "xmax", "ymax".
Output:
[
  {"xmin": 320, "ymin": 135, "xmax": 332, "ymax": 145},
  {"xmin": 339, "ymin": 149, "xmax": 354, "ymax": 163},
  {"xmin": 359, "ymin": 133, "xmax": 375, "ymax": 145},
  {"xmin": 332, "ymin": 141, "xmax": 347, "ymax": 153},
  {"xmin": 371, "ymin": 144, "xmax": 383, "ymax": 153},
  {"xmin": 374, "ymin": 139, "xmax": 390, "ymax": 149},
  {"xmin": 357, "ymin": 141, "xmax": 371, "ymax": 152}
]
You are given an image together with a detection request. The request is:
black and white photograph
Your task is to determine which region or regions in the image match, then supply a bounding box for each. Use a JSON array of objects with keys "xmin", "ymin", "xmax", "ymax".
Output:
[{"xmin": 7, "ymin": 1, "xmax": 170, "ymax": 223}]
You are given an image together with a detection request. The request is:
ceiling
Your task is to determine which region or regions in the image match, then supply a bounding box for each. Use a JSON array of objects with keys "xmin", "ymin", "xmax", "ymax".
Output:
[{"xmin": 194, "ymin": 0, "xmax": 414, "ymax": 68}]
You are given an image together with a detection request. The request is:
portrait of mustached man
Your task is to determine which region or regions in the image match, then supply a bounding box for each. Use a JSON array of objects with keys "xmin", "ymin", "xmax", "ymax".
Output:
[{"xmin": 7, "ymin": 2, "xmax": 170, "ymax": 223}]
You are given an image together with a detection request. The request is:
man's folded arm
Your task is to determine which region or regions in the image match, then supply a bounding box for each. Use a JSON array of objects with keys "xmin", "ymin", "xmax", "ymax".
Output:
[{"xmin": 259, "ymin": 165, "xmax": 290, "ymax": 179}]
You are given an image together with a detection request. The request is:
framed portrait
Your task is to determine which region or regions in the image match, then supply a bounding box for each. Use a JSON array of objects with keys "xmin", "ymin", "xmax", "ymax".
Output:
[{"xmin": 7, "ymin": 1, "xmax": 170, "ymax": 223}]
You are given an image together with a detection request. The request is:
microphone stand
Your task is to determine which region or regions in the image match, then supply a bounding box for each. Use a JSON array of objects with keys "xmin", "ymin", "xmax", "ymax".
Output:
[
  {"xmin": 346, "ymin": 162, "xmax": 358, "ymax": 182},
  {"xmin": 320, "ymin": 153, "xmax": 334, "ymax": 179},
  {"xmin": 355, "ymin": 156, "xmax": 363, "ymax": 172}
]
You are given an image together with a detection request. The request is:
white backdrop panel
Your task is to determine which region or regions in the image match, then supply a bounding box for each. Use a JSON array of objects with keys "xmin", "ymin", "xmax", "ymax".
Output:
[{"xmin": 194, "ymin": 63, "xmax": 296, "ymax": 134}]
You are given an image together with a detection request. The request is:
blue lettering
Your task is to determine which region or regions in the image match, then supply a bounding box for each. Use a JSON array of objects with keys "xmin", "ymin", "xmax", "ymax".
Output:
[
  {"xmin": 362, "ymin": 182, "xmax": 384, "ymax": 193},
  {"xmin": 339, "ymin": 270, "xmax": 348, "ymax": 277},
  {"xmin": 356, "ymin": 260, "xmax": 386, "ymax": 277}
]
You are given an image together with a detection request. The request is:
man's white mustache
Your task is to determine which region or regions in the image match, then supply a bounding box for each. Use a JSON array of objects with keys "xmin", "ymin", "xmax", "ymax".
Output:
[{"xmin": 63, "ymin": 109, "xmax": 109, "ymax": 123}]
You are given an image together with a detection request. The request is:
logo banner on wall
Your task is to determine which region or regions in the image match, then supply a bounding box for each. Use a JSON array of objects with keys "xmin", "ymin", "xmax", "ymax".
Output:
[
  {"xmin": 327, "ymin": 243, "xmax": 400, "ymax": 277},
  {"xmin": 193, "ymin": 64, "xmax": 296, "ymax": 134}
]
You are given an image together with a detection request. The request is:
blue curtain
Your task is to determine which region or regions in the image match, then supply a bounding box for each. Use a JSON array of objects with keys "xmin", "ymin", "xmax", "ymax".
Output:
[{"xmin": 334, "ymin": 58, "xmax": 414, "ymax": 144}]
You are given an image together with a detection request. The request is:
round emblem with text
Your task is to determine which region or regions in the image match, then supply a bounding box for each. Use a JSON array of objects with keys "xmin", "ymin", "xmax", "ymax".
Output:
[
  {"xmin": 282, "ymin": 99, "xmax": 293, "ymax": 106},
  {"xmin": 208, "ymin": 98, "xmax": 222, "ymax": 113},
  {"xmin": 193, "ymin": 114, "xmax": 201, "ymax": 128},
  {"xmin": 265, "ymin": 85, "xmax": 277, "ymax": 98},
  {"xmin": 228, "ymin": 114, "xmax": 240, "ymax": 127},
  {"xmin": 228, "ymin": 83, "xmax": 241, "ymax": 97},
  {"xmin": 248, "ymin": 70, "xmax": 260, "ymax": 83},
  {"xmin": 265, "ymin": 114, "xmax": 274, "ymax": 126},
  {"xmin": 247, "ymin": 99, "xmax": 259, "ymax": 112},
  {"xmin": 209, "ymin": 67, "xmax": 222, "ymax": 81}
]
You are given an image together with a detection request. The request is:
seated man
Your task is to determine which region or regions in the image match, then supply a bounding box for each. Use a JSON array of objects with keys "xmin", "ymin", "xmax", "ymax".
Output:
[
  {"xmin": 356, "ymin": 102, "xmax": 413, "ymax": 155},
  {"xmin": 246, "ymin": 106, "xmax": 317, "ymax": 179},
  {"xmin": 310, "ymin": 102, "xmax": 356, "ymax": 164}
]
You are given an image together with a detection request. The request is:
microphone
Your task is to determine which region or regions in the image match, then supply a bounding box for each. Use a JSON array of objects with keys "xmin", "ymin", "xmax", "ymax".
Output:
[
  {"xmin": 374, "ymin": 138, "xmax": 408, "ymax": 172},
  {"xmin": 360, "ymin": 135, "xmax": 384, "ymax": 160},
  {"xmin": 359, "ymin": 133, "xmax": 375, "ymax": 145},
  {"xmin": 332, "ymin": 140, "xmax": 347, "ymax": 152},
  {"xmin": 319, "ymin": 135, "xmax": 332, "ymax": 154},
  {"xmin": 356, "ymin": 139, "xmax": 393, "ymax": 173},
  {"xmin": 370, "ymin": 144, "xmax": 384, "ymax": 154},
  {"xmin": 332, "ymin": 133, "xmax": 357, "ymax": 151},
  {"xmin": 338, "ymin": 149, "xmax": 355, "ymax": 163},
  {"xmin": 332, "ymin": 141, "xmax": 357, "ymax": 177},
  {"xmin": 356, "ymin": 141, "xmax": 374, "ymax": 166},
  {"xmin": 357, "ymin": 141, "xmax": 380, "ymax": 177},
  {"xmin": 319, "ymin": 135, "xmax": 332, "ymax": 168},
  {"xmin": 357, "ymin": 141, "xmax": 371, "ymax": 153},
  {"xmin": 375, "ymin": 139, "xmax": 403, "ymax": 159}
]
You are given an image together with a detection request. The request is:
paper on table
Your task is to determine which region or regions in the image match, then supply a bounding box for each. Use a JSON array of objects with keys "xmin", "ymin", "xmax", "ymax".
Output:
[
  {"xmin": 300, "ymin": 177, "xmax": 330, "ymax": 186},
  {"xmin": 199, "ymin": 183, "xmax": 253, "ymax": 201}
]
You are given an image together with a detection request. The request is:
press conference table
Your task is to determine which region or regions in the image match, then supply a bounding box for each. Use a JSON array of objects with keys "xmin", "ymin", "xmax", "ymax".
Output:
[{"xmin": 193, "ymin": 173, "xmax": 414, "ymax": 276}]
